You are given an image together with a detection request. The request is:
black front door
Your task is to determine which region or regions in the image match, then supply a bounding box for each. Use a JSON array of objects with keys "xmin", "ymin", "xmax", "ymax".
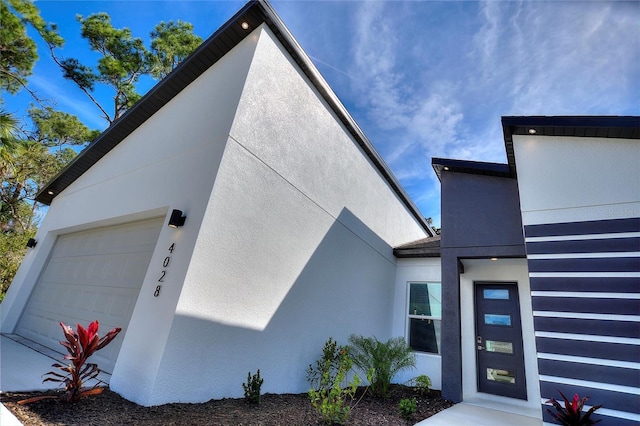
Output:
[{"xmin": 475, "ymin": 282, "xmax": 527, "ymax": 400}]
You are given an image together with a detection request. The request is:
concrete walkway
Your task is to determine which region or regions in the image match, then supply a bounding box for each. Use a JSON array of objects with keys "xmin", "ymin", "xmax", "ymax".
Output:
[
  {"xmin": 416, "ymin": 402, "xmax": 543, "ymax": 425},
  {"xmin": 0, "ymin": 334, "xmax": 110, "ymax": 426},
  {"xmin": 1, "ymin": 334, "xmax": 64, "ymax": 426}
]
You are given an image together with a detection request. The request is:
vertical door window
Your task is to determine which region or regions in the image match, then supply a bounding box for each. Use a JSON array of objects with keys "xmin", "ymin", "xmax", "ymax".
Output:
[{"xmin": 408, "ymin": 282, "xmax": 442, "ymax": 354}]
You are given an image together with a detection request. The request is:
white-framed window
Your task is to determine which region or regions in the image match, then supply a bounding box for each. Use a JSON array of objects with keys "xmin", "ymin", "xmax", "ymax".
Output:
[{"xmin": 407, "ymin": 282, "xmax": 442, "ymax": 354}]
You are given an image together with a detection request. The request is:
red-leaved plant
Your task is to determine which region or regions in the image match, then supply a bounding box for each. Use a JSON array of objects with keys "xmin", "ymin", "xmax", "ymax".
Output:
[
  {"xmin": 546, "ymin": 390, "xmax": 602, "ymax": 425},
  {"xmin": 19, "ymin": 321, "xmax": 121, "ymax": 404}
]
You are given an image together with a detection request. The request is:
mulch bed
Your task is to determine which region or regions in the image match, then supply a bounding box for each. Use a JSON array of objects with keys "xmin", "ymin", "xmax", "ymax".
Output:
[{"xmin": 1, "ymin": 385, "xmax": 454, "ymax": 425}]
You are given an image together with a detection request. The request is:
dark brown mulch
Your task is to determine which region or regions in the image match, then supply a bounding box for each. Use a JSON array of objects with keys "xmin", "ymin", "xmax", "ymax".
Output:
[{"xmin": 1, "ymin": 385, "xmax": 454, "ymax": 425}]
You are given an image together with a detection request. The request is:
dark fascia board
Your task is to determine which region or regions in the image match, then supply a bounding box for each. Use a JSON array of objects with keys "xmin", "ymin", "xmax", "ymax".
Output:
[
  {"xmin": 36, "ymin": 0, "xmax": 434, "ymax": 237},
  {"xmin": 502, "ymin": 115, "xmax": 640, "ymax": 175},
  {"xmin": 431, "ymin": 157, "xmax": 513, "ymax": 182}
]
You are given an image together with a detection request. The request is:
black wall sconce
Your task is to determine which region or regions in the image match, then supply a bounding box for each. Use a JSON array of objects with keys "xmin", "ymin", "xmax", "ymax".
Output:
[
  {"xmin": 168, "ymin": 209, "xmax": 186, "ymax": 228},
  {"xmin": 26, "ymin": 238, "xmax": 37, "ymax": 248}
]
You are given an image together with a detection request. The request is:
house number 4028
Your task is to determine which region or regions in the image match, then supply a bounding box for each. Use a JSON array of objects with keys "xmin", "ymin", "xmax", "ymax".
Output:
[{"xmin": 154, "ymin": 243, "xmax": 175, "ymax": 297}]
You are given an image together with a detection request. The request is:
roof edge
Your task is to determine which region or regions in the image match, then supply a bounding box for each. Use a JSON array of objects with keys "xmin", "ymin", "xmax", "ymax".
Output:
[
  {"xmin": 431, "ymin": 157, "xmax": 513, "ymax": 181},
  {"xmin": 502, "ymin": 115, "xmax": 640, "ymax": 175},
  {"xmin": 35, "ymin": 0, "xmax": 434, "ymax": 237}
]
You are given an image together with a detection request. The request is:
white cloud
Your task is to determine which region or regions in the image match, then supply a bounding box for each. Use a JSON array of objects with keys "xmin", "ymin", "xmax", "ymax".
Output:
[{"xmin": 471, "ymin": 1, "xmax": 640, "ymax": 116}]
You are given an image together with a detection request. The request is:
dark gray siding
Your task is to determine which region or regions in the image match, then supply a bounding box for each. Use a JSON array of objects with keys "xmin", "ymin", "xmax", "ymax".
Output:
[
  {"xmin": 439, "ymin": 170, "xmax": 526, "ymax": 402},
  {"xmin": 526, "ymin": 217, "xmax": 640, "ymax": 424}
]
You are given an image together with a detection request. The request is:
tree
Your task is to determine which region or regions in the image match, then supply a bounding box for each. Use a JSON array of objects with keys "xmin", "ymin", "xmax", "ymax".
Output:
[
  {"xmin": 149, "ymin": 20, "xmax": 202, "ymax": 79},
  {"xmin": 1, "ymin": 108, "xmax": 96, "ymax": 300},
  {"xmin": 0, "ymin": 4, "xmax": 201, "ymax": 299},
  {"xmin": 46, "ymin": 13, "xmax": 202, "ymax": 124},
  {"xmin": 0, "ymin": 0, "xmax": 62, "ymax": 101}
]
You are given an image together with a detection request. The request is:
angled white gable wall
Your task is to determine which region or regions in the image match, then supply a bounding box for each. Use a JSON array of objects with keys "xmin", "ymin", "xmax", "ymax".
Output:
[
  {"xmin": 3, "ymin": 30, "xmax": 261, "ymax": 404},
  {"xmin": 144, "ymin": 25, "xmax": 429, "ymax": 404}
]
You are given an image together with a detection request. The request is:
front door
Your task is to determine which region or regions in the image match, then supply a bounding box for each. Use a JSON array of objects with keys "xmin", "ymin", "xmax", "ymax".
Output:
[{"xmin": 474, "ymin": 282, "xmax": 527, "ymax": 400}]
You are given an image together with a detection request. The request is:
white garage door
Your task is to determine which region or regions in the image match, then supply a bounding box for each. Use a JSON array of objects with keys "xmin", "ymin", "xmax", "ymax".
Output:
[{"xmin": 16, "ymin": 217, "xmax": 163, "ymax": 373}]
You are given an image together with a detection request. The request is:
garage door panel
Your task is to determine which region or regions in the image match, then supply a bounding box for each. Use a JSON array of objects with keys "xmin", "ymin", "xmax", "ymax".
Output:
[
  {"xmin": 16, "ymin": 217, "xmax": 163, "ymax": 373},
  {"xmin": 54, "ymin": 221, "xmax": 162, "ymax": 258}
]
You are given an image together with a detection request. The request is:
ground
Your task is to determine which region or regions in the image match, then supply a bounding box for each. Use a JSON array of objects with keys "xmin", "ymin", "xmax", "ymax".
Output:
[{"xmin": 1, "ymin": 385, "xmax": 453, "ymax": 425}]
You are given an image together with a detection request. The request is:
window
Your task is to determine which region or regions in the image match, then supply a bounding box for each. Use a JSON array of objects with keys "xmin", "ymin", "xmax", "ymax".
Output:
[{"xmin": 407, "ymin": 282, "xmax": 442, "ymax": 354}]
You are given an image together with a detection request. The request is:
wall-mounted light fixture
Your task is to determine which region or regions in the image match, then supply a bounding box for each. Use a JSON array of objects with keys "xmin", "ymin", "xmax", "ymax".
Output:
[
  {"xmin": 168, "ymin": 209, "xmax": 186, "ymax": 228},
  {"xmin": 26, "ymin": 238, "xmax": 37, "ymax": 248}
]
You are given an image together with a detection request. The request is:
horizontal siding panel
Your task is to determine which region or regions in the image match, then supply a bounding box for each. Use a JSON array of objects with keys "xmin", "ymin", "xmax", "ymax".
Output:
[
  {"xmin": 540, "ymin": 381, "xmax": 639, "ymax": 414},
  {"xmin": 534, "ymin": 317, "xmax": 640, "ymax": 339},
  {"xmin": 542, "ymin": 408, "xmax": 638, "ymax": 426},
  {"xmin": 538, "ymin": 358, "xmax": 640, "ymax": 388},
  {"xmin": 529, "ymin": 276, "xmax": 640, "ymax": 292},
  {"xmin": 532, "ymin": 296, "xmax": 640, "ymax": 315},
  {"xmin": 528, "ymin": 257, "xmax": 640, "ymax": 273},
  {"xmin": 526, "ymin": 237, "xmax": 640, "ymax": 254},
  {"xmin": 536, "ymin": 337, "xmax": 639, "ymax": 363},
  {"xmin": 525, "ymin": 218, "xmax": 640, "ymax": 238}
]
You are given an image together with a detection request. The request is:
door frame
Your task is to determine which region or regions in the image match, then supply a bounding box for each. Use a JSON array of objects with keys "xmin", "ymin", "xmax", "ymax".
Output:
[
  {"xmin": 474, "ymin": 282, "xmax": 527, "ymax": 400},
  {"xmin": 458, "ymin": 259, "xmax": 541, "ymax": 416}
]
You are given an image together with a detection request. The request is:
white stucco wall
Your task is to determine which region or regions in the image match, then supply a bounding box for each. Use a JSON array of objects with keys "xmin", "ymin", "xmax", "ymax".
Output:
[
  {"xmin": 459, "ymin": 259, "xmax": 541, "ymax": 418},
  {"xmin": 142, "ymin": 26, "xmax": 429, "ymax": 404},
  {"xmin": 392, "ymin": 258, "xmax": 442, "ymax": 390},
  {"xmin": 2, "ymin": 30, "xmax": 261, "ymax": 403},
  {"xmin": 3, "ymin": 22, "xmax": 429, "ymax": 406},
  {"xmin": 513, "ymin": 135, "xmax": 640, "ymax": 225}
]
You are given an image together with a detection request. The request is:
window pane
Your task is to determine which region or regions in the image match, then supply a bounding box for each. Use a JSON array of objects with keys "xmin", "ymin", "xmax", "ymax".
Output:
[
  {"xmin": 483, "ymin": 289, "xmax": 509, "ymax": 300},
  {"xmin": 486, "ymin": 340, "xmax": 514, "ymax": 354},
  {"xmin": 486, "ymin": 368, "xmax": 516, "ymax": 384},
  {"xmin": 409, "ymin": 318, "xmax": 441, "ymax": 354},
  {"xmin": 484, "ymin": 314, "xmax": 511, "ymax": 326},
  {"xmin": 409, "ymin": 283, "xmax": 441, "ymax": 317}
]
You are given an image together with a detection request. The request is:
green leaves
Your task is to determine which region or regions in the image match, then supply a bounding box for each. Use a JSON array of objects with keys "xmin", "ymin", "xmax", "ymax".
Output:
[
  {"xmin": 29, "ymin": 107, "xmax": 99, "ymax": 147},
  {"xmin": 1, "ymin": 0, "xmax": 62, "ymax": 98},
  {"xmin": 348, "ymin": 335, "xmax": 416, "ymax": 398},
  {"xmin": 149, "ymin": 21, "xmax": 202, "ymax": 79},
  {"xmin": 46, "ymin": 12, "xmax": 201, "ymax": 124},
  {"xmin": 242, "ymin": 369, "xmax": 264, "ymax": 404},
  {"xmin": 307, "ymin": 338, "xmax": 361, "ymax": 425},
  {"xmin": 0, "ymin": 0, "xmax": 38, "ymax": 94}
]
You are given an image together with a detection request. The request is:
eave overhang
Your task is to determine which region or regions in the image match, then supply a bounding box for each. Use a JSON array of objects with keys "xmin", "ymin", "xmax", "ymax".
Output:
[
  {"xmin": 431, "ymin": 157, "xmax": 513, "ymax": 182},
  {"xmin": 36, "ymin": 0, "xmax": 435, "ymax": 237},
  {"xmin": 502, "ymin": 115, "xmax": 640, "ymax": 176}
]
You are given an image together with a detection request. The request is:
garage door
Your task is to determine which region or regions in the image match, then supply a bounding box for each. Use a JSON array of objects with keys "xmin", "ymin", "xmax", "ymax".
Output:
[{"xmin": 16, "ymin": 217, "xmax": 164, "ymax": 373}]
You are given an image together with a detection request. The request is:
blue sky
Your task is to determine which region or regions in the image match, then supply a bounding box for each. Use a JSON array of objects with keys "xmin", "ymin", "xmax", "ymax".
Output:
[{"xmin": 6, "ymin": 0, "xmax": 640, "ymax": 226}]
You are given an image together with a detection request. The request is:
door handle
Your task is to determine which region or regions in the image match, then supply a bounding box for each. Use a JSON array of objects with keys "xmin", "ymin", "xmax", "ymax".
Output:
[{"xmin": 477, "ymin": 345, "xmax": 485, "ymax": 351}]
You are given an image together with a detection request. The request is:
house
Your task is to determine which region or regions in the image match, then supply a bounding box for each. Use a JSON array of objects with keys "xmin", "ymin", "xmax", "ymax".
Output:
[
  {"xmin": 1, "ymin": 0, "xmax": 434, "ymax": 406},
  {"xmin": 2, "ymin": 0, "xmax": 637, "ymax": 422},
  {"xmin": 426, "ymin": 116, "xmax": 639, "ymax": 424}
]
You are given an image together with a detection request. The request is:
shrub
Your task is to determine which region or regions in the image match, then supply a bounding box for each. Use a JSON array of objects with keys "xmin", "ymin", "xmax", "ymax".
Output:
[
  {"xmin": 307, "ymin": 337, "xmax": 361, "ymax": 425},
  {"xmin": 414, "ymin": 374, "xmax": 431, "ymax": 395},
  {"xmin": 242, "ymin": 369, "xmax": 264, "ymax": 404},
  {"xmin": 398, "ymin": 397, "xmax": 417, "ymax": 419},
  {"xmin": 19, "ymin": 321, "xmax": 121, "ymax": 404},
  {"xmin": 545, "ymin": 391, "xmax": 602, "ymax": 425},
  {"xmin": 348, "ymin": 335, "xmax": 416, "ymax": 398}
]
